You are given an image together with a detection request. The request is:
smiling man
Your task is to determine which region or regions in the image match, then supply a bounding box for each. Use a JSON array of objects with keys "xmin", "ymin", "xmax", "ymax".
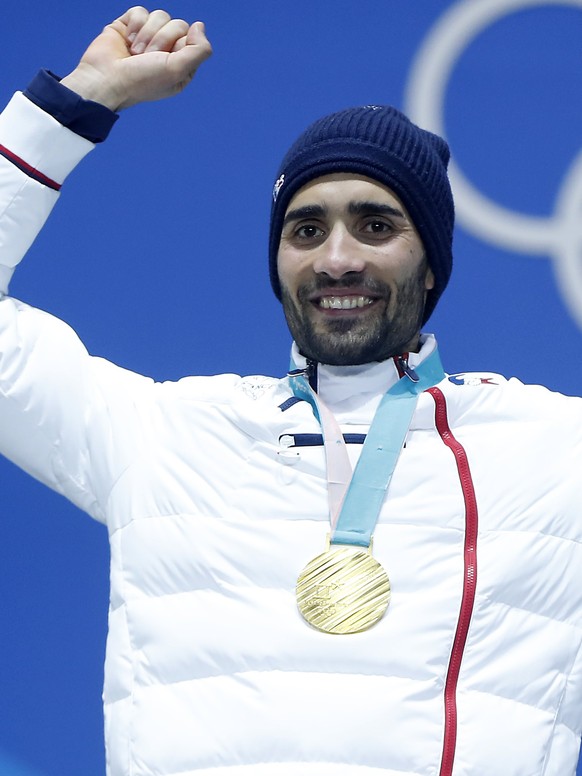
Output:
[
  {"xmin": 0, "ymin": 7, "xmax": 582, "ymax": 776},
  {"xmin": 269, "ymin": 103, "xmax": 454, "ymax": 369},
  {"xmin": 277, "ymin": 173, "xmax": 434, "ymax": 364}
]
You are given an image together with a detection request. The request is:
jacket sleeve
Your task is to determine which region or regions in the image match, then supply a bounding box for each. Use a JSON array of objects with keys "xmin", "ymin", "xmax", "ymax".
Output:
[
  {"xmin": 0, "ymin": 93, "xmax": 151, "ymax": 523},
  {"xmin": 0, "ymin": 91, "xmax": 94, "ymax": 293}
]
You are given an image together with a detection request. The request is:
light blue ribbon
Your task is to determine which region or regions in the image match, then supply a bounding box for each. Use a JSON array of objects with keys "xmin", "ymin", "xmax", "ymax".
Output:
[{"xmin": 289, "ymin": 347, "xmax": 445, "ymax": 547}]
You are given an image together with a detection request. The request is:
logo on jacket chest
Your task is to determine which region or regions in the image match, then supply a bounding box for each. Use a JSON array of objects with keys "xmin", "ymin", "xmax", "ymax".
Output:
[{"xmin": 448, "ymin": 373, "xmax": 499, "ymax": 386}]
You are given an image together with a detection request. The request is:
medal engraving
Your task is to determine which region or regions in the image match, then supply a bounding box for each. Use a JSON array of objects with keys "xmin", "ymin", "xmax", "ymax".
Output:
[{"xmin": 296, "ymin": 545, "xmax": 391, "ymax": 634}]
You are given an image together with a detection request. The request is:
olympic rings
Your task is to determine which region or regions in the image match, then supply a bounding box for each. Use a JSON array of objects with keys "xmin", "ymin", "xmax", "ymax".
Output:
[{"xmin": 405, "ymin": 0, "xmax": 582, "ymax": 330}]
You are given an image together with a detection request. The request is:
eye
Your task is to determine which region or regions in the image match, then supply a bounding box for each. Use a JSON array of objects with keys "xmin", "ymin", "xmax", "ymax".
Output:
[
  {"xmin": 294, "ymin": 224, "xmax": 325, "ymax": 240},
  {"xmin": 362, "ymin": 219, "xmax": 392, "ymax": 235}
]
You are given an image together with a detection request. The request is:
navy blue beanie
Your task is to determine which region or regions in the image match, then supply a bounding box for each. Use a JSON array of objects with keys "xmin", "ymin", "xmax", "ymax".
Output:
[{"xmin": 268, "ymin": 105, "xmax": 454, "ymax": 324}]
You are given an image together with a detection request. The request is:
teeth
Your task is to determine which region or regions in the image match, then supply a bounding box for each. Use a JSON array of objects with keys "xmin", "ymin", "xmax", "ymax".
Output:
[{"xmin": 319, "ymin": 296, "xmax": 374, "ymax": 310}]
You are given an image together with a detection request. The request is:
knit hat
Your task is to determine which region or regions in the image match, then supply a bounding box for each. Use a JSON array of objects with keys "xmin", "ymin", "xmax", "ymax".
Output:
[{"xmin": 268, "ymin": 105, "xmax": 454, "ymax": 323}]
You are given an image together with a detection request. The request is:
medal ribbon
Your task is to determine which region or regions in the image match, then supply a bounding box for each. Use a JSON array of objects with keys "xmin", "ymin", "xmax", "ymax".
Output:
[{"xmin": 288, "ymin": 347, "xmax": 445, "ymax": 548}]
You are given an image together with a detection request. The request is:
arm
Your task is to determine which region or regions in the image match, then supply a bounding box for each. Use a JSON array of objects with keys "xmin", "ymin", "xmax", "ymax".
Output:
[
  {"xmin": 0, "ymin": 8, "xmax": 212, "ymax": 518},
  {"xmin": 0, "ymin": 7, "xmax": 212, "ymax": 294}
]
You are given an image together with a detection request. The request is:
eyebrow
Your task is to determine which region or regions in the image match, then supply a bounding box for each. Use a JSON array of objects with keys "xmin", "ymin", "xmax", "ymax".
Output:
[
  {"xmin": 348, "ymin": 201, "xmax": 405, "ymax": 219},
  {"xmin": 283, "ymin": 204, "xmax": 327, "ymax": 227},
  {"xmin": 282, "ymin": 200, "xmax": 406, "ymax": 227}
]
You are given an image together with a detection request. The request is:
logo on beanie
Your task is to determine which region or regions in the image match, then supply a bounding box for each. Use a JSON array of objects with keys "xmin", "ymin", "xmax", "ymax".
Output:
[{"xmin": 273, "ymin": 174, "xmax": 285, "ymax": 202}]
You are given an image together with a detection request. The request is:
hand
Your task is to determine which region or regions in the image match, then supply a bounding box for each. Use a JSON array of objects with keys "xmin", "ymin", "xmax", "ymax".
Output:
[{"xmin": 61, "ymin": 7, "xmax": 212, "ymax": 111}]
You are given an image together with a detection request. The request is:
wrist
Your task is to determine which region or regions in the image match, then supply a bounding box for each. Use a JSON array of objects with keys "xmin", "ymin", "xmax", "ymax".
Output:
[
  {"xmin": 61, "ymin": 64, "xmax": 122, "ymax": 112},
  {"xmin": 24, "ymin": 69, "xmax": 119, "ymax": 143}
]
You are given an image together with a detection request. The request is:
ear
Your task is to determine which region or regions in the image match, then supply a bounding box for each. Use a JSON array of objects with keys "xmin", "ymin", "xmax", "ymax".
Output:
[{"xmin": 424, "ymin": 265, "xmax": 435, "ymax": 291}]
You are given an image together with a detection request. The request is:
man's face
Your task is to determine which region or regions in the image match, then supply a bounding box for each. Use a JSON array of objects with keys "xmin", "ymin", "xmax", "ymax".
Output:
[{"xmin": 277, "ymin": 173, "xmax": 434, "ymax": 365}]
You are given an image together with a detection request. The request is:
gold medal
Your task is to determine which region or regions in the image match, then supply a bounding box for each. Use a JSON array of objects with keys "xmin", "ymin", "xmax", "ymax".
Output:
[{"xmin": 296, "ymin": 541, "xmax": 391, "ymax": 634}]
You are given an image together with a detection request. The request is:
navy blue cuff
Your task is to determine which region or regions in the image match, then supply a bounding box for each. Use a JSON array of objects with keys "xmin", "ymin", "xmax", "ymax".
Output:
[{"xmin": 23, "ymin": 69, "xmax": 119, "ymax": 143}]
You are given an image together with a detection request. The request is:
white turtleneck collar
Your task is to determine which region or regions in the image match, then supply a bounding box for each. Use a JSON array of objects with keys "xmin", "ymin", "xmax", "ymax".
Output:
[{"xmin": 290, "ymin": 333, "xmax": 438, "ymax": 425}]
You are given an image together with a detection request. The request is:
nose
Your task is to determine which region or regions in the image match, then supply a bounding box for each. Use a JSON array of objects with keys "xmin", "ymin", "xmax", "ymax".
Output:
[{"xmin": 311, "ymin": 225, "xmax": 366, "ymax": 279}]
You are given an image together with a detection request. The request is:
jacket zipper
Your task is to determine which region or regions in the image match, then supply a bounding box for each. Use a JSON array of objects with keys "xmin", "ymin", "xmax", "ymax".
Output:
[{"xmin": 428, "ymin": 386, "xmax": 479, "ymax": 776}]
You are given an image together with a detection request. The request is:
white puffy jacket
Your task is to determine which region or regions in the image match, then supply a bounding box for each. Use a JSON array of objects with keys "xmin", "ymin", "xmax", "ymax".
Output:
[{"xmin": 1, "ymin": 92, "xmax": 582, "ymax": 776}]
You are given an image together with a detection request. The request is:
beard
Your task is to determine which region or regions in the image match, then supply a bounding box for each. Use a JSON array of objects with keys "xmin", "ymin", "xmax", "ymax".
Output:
[{"xmin": 280, "ymin": 262, "xmax": 429, "ymax": 366}]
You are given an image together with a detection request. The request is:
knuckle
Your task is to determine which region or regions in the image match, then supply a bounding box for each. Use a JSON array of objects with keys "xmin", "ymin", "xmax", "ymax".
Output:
[
  {"xmin": 127, "ymin": 5, "xmax": 149, "ymax": 17},
  {"xmin": 150, "ymin": 8, "xmax": 171, "ymax": 20}
]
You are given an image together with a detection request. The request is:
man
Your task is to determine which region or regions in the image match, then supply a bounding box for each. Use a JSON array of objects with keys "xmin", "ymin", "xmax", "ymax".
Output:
[{"xmin": 1, "ymin": 7, "xmax": 581, "ymax": 776}]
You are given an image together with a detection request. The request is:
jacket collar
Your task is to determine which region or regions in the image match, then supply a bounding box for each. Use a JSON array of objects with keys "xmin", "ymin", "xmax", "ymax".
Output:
[{"xmin": 290, "ymin": 334, "xmax": 438, "ymax": 424}]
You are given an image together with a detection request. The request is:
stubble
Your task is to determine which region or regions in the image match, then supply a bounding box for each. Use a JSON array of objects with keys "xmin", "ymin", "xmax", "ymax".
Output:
[{"xmin": 281, "ymin": 261, "xmax": 429, "ymax": 365}]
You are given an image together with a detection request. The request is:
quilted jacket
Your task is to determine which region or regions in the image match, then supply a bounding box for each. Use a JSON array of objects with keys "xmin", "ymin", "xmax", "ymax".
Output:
[{"xmin": 1, "ymin": 92, "xmax": 582, "ymax": 776}]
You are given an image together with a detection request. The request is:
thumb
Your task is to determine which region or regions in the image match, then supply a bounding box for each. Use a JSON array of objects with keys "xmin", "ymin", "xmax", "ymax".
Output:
[
  {"xmin": 166, "ymin": 21, "xmax": 212, "ymax": 84},
  {"xmin": 174, "ymin": 21, "xmax": 213, "ymax": 68},
  {"xmin": 187, "ymin": 21, "xmax": 211, "ymax": 48}
]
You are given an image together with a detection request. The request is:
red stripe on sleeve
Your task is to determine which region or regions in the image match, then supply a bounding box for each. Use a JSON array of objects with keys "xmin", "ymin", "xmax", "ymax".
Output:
[{"xmin": 0, "ymin": 143, "xmax": 61, "ymax": 191}]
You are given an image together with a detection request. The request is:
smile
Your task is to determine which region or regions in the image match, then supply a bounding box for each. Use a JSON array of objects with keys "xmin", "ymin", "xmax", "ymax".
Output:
[{"xmin": 318, "ymin": 295, "xmax": 376, "ymax": 310}]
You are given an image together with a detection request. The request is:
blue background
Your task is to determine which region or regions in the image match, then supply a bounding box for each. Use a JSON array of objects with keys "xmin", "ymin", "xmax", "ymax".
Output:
[{"xmin": 1, "ymin": 1, "xmax": 582, "ymax": 773}]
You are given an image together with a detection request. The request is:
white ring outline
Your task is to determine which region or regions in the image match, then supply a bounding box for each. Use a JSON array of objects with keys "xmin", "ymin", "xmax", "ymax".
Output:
[{"xmin": 405, "ymin": 0, "xmax": 582, "ymax": 329}]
